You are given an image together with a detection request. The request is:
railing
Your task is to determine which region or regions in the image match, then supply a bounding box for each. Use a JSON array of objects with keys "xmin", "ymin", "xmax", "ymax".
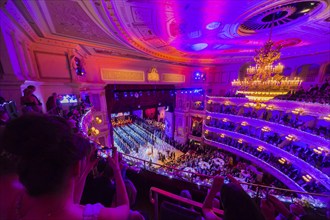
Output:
[
  {"xmin": 120, "ymin": 150, "xmax": 328, "ymax": 208},
  {"xmin": 204, "ymin": 124, "xmax": 330, "ymax": 191},
  {"xmin": 149, "ymin": 187, "xmax": 223, "ymax": 220},
  {"xmin": 79, "ymin": 109, "xmax": 329, "ymax": 209},
  {"xmin": 206, "ymin": 110, "xmax": 329, "ymax": 144},
  {"xmin": 206, "ymin": 96, "xmax": 330, "ymax": 116}
]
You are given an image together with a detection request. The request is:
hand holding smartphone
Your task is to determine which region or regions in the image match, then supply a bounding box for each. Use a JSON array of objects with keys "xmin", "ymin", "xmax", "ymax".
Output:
[{"xmin": 96, "ymin": 146, "xmax": 113, "ymax": 159}]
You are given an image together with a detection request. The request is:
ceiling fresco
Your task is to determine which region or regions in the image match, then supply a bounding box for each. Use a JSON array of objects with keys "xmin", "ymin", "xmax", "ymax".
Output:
[
  {"xmin": 91, "ymin": 0, "xmax": 330, "ymax": 64},
  {"xmin": 9, "ymin": 0, "xmax": 330, "ymax": 65}
]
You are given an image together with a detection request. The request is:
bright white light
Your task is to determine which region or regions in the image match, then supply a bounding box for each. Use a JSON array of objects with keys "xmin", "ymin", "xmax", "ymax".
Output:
[
  {"xmin": 206, "ymin": 21, "xmax": 221, "ymax": 30},
  {"xmin": 191, "ymin": 43, "xmax": 208, "ymax": 51},
  {"xmin": 300, "ymin": 8, "xmax": 311, "ymax": 13}
]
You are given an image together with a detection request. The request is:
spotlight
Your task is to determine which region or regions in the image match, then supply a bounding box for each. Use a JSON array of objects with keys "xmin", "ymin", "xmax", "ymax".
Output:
[{"xmin": 73, "ymin": 57, "xmax": 85, "ymax": 76}]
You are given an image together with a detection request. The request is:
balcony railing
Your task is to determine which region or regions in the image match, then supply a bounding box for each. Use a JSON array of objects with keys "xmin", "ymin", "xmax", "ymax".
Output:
[
  {"xmin": 79, "ymin": 108, "xmax": 329, "ymax": 209},
  {"xmin": 204, "ymin": 124, "xmax": 330, "ymax": 191}
]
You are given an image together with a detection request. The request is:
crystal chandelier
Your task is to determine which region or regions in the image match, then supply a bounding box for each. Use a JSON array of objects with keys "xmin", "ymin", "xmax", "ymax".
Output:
[{"xmin": 231, "ymin": 15, "xmax": 302, "ymax": 102}]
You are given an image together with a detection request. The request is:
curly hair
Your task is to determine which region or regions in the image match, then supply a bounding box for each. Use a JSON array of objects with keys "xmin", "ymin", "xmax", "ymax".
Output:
[{"xmin": 2, "ymin": 114, "xmax": 90, "ymax": 196}]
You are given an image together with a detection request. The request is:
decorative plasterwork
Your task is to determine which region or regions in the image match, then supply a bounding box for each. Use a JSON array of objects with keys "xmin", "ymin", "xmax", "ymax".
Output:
[
  {"xmin": 1, "ymin": 0, "xmax": 39, "ymax": 42},
  {"xmin": 43, "ymin": 1, "xmax": 119, "ymax": 46},
  {"xmin": 162, "ymin": 73, "xmax": 185, "ymax": 83},
  {"xmin": 34, "ymin": 51, "xmax": 72, "ymax": 81},
  {"xmin": 93, "ymin": 0, "xmax": 330, "ymax": 65},
  {"xmin": 147, "ymin": 67, "xmax": 160, "ymax": 82},
  {"xmin": 101, "ymin": 69, "xmax": 145, "ymax": 82}
]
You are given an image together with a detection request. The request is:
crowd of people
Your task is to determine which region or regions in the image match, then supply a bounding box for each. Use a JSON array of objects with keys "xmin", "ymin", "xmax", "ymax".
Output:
[
  {"xmin": 0, "ymin": 114, "xmax": 134, "ymax": 220},
  {"xmin": 112, "ymin": 119, "xmax": 179, "ymax": 165},
  {"xmin": 205, "ymin": 117, "xmax": 330, "ymax": 172},
  {"xmin": 202, "ymin": 175, "xmax": 325, "ymax": 220},
  {"xmin": 224, "ymin": 79, "xmax": 330, "ymax": 105},
  {"xmin": 275, "ymin": 80, "xmax": 330, "ymax": 104},
  {"xmin": 204, "ymin": 130, "xmax": 328, "ymax": 194},
  {"xmin": 164, "ymin": 145, "xmax": 289, "ymax": 195},
  {"xmin": 1, "ymin": 83, "xmax": 329, "ymax": 219},
  {"xmin": 107, "ymin": 114, "xmax": 329, "ymax": 197},
  {"xmin": 206, "ymin": 101, "xmax": 330, "ymax": 140}
]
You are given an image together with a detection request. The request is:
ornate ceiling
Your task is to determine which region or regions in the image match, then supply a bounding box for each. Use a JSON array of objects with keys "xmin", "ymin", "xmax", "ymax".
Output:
[{"xmin": 7, "ymin": 0, "xmax": 330, "ymax": 65}]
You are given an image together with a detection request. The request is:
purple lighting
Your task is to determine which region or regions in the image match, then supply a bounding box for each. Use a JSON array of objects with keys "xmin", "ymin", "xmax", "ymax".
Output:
[
  {"xmin": 194, "ymin": 71, "xmax": 206, "ymax": 80},
  {"xmin": 191, "ymin": 43, "xmax": 208, "ymax": 51},
  {"xmin": 206, "ymin": 21, "xmax": 221, "ymax": 30}
]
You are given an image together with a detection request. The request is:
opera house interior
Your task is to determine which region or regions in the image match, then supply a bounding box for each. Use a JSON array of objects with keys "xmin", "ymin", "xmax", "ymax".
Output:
[{"xmin": 0, "ymin": 0, "xmax": 330, "ymax": 219}]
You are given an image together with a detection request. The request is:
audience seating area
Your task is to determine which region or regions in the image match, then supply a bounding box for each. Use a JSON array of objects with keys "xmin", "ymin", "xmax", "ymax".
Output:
[
  {"xmin": 224, "ymin": 80, "xmax": 330, "ymax": 105},
  {"xmin": 206, "ymin": 100, "xmax": 330, "ymax": 140},
  {"xmin": 105, "ymin": 114, "xmax": 329, "ymax": 202},
  {"xmin": 205, "ymin": 117, "xmax": 329, "ymax": 173}
]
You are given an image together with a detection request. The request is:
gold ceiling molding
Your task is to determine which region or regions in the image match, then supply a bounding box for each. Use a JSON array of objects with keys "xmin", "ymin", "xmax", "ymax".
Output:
[
  {"xmin": 162, "ymin": 73, "xmax": 185, "ymax": 83},
  {"xmin": 101, "ymin": 69, "xmax": 145, "ymax": 82}
]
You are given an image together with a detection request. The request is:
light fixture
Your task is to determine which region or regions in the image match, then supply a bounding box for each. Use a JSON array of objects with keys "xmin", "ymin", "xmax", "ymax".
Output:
[
  {"xmin": 261, "ymin": 126, "xmax": 271, "ymax": 132},
  {"xmin": 285, "ymin": 134, "xmax": 297, "ymax": 141},
  {"xmin": 206, "ymin": 21, "xmax": 221, "ymax": 30},
  {"xmin": 313, "ymin": 147, "xmax": 324, "ymax": 154},
  {"xmin": 220, "ymin": 133, "xmax": 225, "ymax": 138},
  {"xmin": 292, "ymin": 108, "xmax": 304, "ymax": 115},
  {"xmin": 266, "ymin": 105, "xmax": 274, "ymax": 110},
  {"xmin": 238, "ymin": 139, "xmax": 243, "ymax": 144},
  {"xmin": 278, "ymin": 158, "xmax": 286, "ymax": 164},
  {"xmin": 224, "ymin": 101, "xmax": 231, "ymax": 106},
  {"xmin": 323, "ymin": 114, "xmax": 330, "ymax": 121},
  {"xmin": 302, "ymin": 174, "xmax": 312, "ymax": 182},
  {"xmin": 191, "ymin": 43, "xmax": 208, "ymax": 51},
  {"xmin": 231, "ymin": 14, "xmax": 302, "ymax": 102},
  {"xmin": 222, "ymin": 118, "xmax": 229, "ymax": 122},
  {"xmin": 95, "ymin": 117, "xmax": 102, "ymax": 124},
  {"xmin": 257, "ymin": 146, "xmax": 264, "ymax": 152},
  {"xmin": 241, "ymin": 121, "xmax": 248, "ymax": 126}
]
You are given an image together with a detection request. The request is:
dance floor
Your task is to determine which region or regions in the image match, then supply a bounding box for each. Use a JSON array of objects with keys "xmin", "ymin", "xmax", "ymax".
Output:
[{"xmin": 115, "ymin": 134, "xmax": 183, "ymax": 165}]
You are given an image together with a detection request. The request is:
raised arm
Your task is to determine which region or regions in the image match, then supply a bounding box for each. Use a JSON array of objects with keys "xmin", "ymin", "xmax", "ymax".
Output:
[
  {"xmin": 99, "ymin": 148, "xmax": 129, "ymax": 220},
  {"xmin": 202, "ymin": 176, "xmax": 223, "ymax": 220}
]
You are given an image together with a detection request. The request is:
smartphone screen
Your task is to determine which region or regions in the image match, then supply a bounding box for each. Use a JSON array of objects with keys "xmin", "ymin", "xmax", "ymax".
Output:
[{"xmin": 97, "ymin": 150, "xmax": 108, "ymax": 158}]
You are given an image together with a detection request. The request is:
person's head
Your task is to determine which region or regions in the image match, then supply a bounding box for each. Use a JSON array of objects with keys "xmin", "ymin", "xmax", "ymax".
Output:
[
  {"xmin": 27, "ymin": 85, "xmax": 36, "ymax": 92},
  {"xmin": 180, "ymin": 190, "xmax": 192, "ymax": 200},
  {"xmin": 0, "ymin": 109, "xmax": 9, "ymax": 123},
  {"xmin": 2, "ymin": 114, "xmax": 89, "ymax": 197},
  {"xmin": 23, "ymin": 88, "xmax": 32, "ymax": 96},
  {"xmin": 220, "ymin": 183, "xmax": 265, "ymax": 220}
]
